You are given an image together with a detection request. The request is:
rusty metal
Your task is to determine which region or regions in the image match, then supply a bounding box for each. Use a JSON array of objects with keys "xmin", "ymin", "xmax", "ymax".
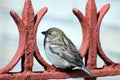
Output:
[{"xmin": 0, "ymin": 0, "xmax": 120, "ymax": 80}]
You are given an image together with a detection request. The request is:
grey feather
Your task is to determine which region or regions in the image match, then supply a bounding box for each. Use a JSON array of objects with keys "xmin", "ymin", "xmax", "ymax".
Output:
[{"xmin": 81, "ymin": 66, "xmax": 94, "ymax": 77}]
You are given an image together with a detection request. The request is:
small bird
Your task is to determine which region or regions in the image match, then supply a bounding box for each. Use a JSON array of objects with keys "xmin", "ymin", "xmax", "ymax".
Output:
[{"xmin": 42, "ymin": 27, "xmax": 94, "ymax": 77}]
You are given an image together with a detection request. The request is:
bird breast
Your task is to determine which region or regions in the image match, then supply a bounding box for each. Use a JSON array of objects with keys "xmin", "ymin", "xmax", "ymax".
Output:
[{"xmin": 45, "ymin": 43, "xmax": 71, "ymax": 68}]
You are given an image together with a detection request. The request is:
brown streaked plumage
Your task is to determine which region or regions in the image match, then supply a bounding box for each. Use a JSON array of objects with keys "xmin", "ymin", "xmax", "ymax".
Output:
[{"xmin": 42, "ymin": 27, "xmax": 94, "ymax": 77}]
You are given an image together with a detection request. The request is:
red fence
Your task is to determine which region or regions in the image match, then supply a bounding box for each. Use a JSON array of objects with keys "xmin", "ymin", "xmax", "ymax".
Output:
[{"xmin": 0, "ymin": 0, "xmax": 120, "ymax": 80}]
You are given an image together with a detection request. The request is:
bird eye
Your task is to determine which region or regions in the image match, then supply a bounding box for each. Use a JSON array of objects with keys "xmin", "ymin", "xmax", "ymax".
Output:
[{"xmin": 48, "ymin": 33, "xmax": 51, "ymax": 35}]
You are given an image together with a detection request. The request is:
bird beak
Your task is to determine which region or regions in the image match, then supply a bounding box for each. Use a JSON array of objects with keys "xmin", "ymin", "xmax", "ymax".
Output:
[{"xmin": 41, "ymin": 31, "xmax": 46, "ymax": 35}]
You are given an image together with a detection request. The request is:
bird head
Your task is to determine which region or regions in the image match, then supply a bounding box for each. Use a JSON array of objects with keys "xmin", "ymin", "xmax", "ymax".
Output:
[{"xmin": 41, "ymin": 27, "xmax": 65, "ymax": 42}]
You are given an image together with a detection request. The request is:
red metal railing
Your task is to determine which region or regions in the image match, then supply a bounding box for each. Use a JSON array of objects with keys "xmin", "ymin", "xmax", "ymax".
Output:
[{"xmin": 0, "ymin": 0, "xmax": 120, "ymax": 80}]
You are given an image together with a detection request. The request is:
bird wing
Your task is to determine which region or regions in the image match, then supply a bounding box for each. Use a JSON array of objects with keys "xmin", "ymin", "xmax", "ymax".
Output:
[{"xmin": 49, "ymin": 37, "xmax": 83, "ymax": 67}]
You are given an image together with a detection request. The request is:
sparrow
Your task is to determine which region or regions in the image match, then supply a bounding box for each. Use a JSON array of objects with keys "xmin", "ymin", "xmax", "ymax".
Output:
[{"xmin": 42, "ymin": 27, "xmax": 94, "ymax": 77}]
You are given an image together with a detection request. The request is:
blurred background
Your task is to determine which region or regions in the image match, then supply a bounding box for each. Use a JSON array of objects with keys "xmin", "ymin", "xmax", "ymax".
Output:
[{"xmin": 0, "ymin": 0, "xmax": 120, "ymax": 80}]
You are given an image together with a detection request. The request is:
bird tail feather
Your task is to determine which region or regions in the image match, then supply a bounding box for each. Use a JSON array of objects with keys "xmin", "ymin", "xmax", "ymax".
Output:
[
  {"xmin": 81, "ymin": 66, "xmax": 94, "ymax": 77},
  {"xmin": 73, "ymin": 66, "xmax": 94, "ymax": 77}
]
